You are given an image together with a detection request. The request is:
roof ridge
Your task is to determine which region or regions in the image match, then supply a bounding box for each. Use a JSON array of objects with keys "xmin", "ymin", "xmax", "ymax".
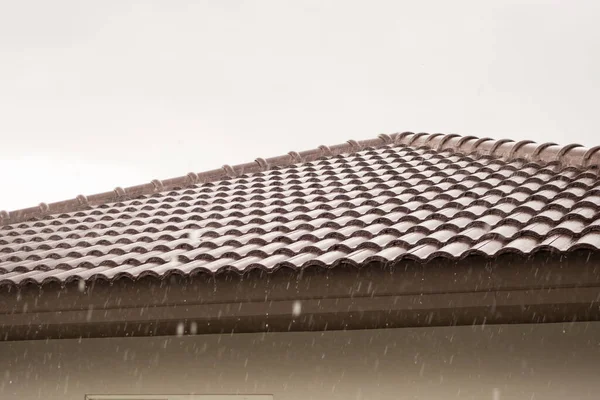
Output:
[{"xmin": 2, "ymin": 132, "xmax": 599, "ymax": 226}]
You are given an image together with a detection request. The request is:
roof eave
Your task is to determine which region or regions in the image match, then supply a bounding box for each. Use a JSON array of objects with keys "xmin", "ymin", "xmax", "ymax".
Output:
[{"xmin": 2, "ymin": 251, "xmax": 599, "ymax": 341}]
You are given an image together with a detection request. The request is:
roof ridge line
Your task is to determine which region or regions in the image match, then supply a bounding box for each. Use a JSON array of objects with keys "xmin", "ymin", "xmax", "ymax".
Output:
[{"xmin": 2, "ymin": 132, "xmax": 599, "ymax": 226}]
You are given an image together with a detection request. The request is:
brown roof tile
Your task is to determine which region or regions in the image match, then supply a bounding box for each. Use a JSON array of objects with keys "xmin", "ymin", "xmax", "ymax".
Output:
[{"xmin": 1, "ymin": 132, "xmax": 600, "ymax": 287}]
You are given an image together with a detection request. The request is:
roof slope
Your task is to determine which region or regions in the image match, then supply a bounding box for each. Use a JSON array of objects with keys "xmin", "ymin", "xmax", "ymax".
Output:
[{"xmin": 1, "ymin": 132, "xmax": 600, "ymax": 287}]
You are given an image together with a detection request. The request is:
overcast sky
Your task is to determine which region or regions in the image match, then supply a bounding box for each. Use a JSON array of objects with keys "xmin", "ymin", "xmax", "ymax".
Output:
[{"xmin": 1, "ymin": 0, "xmax": 599, "ymax": 211}]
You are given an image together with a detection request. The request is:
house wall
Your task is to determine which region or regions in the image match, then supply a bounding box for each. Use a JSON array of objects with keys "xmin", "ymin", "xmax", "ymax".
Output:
[{"xmin": 0, "ymin": 322, "xmax": 599, "ymax": 400}]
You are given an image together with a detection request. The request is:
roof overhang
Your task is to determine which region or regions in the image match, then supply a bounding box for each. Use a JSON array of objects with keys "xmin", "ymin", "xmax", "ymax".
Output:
[{"xmin": 2, "ymin": 251, "xmax": 600, "ymax": 341}]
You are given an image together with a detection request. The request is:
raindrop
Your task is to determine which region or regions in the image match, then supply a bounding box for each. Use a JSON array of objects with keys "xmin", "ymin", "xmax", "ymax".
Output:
[
  {"xmin": 492, "ymin": 388, "xmax": 501, "ymax": 400},
  {"xmin": 78, "ymin": 280, "xmax": 85, "ymax": 293},
  {"xmin": 190, "ymin": 321, "xmax": 198, "ymax": 335},
  {"xmin": 176, "ymin": 322, "xmax": 185, "ymax": 336},
  {"xmin": 292, "ymin": 301, "xmax": 302, "ymax": 317},
  {"xmin": 86, "ymin": 306, "xmax": 93, "ymax": 322}
]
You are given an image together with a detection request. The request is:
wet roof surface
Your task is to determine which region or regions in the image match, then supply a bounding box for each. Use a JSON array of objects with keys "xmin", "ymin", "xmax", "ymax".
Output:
[{"xmin": 1, "ymin": 134, "xmax": 600, "ymax": 287}]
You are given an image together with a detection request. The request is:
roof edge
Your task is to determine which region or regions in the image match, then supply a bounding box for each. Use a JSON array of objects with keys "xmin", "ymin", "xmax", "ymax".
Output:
[{"xmin": 2, "ymin": 132, "xmax": 599, "ymax": 226}]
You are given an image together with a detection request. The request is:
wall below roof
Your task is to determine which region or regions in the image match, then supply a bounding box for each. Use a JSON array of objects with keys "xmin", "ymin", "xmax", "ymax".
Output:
[{"xmin": 0, "ymin": 323, "xmax": 599, "ymax": 400}]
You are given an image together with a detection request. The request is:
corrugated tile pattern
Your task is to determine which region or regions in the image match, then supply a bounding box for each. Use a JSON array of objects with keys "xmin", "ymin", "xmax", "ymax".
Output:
[{"xmin": 1, "ymin": 144, "xmax": 600, "ymax": 286}]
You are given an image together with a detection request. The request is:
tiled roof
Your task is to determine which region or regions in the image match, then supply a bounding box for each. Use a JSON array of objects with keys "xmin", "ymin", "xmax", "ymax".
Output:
[{"xmin": 1, "ymin": 132, "xmax": 600, "ymax": 287}]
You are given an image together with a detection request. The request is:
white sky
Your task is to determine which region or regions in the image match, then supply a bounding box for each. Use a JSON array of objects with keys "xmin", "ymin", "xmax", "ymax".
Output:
[{"xmin": 1, "ymin": 0, "xmax": 599, "ymax": 211}]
